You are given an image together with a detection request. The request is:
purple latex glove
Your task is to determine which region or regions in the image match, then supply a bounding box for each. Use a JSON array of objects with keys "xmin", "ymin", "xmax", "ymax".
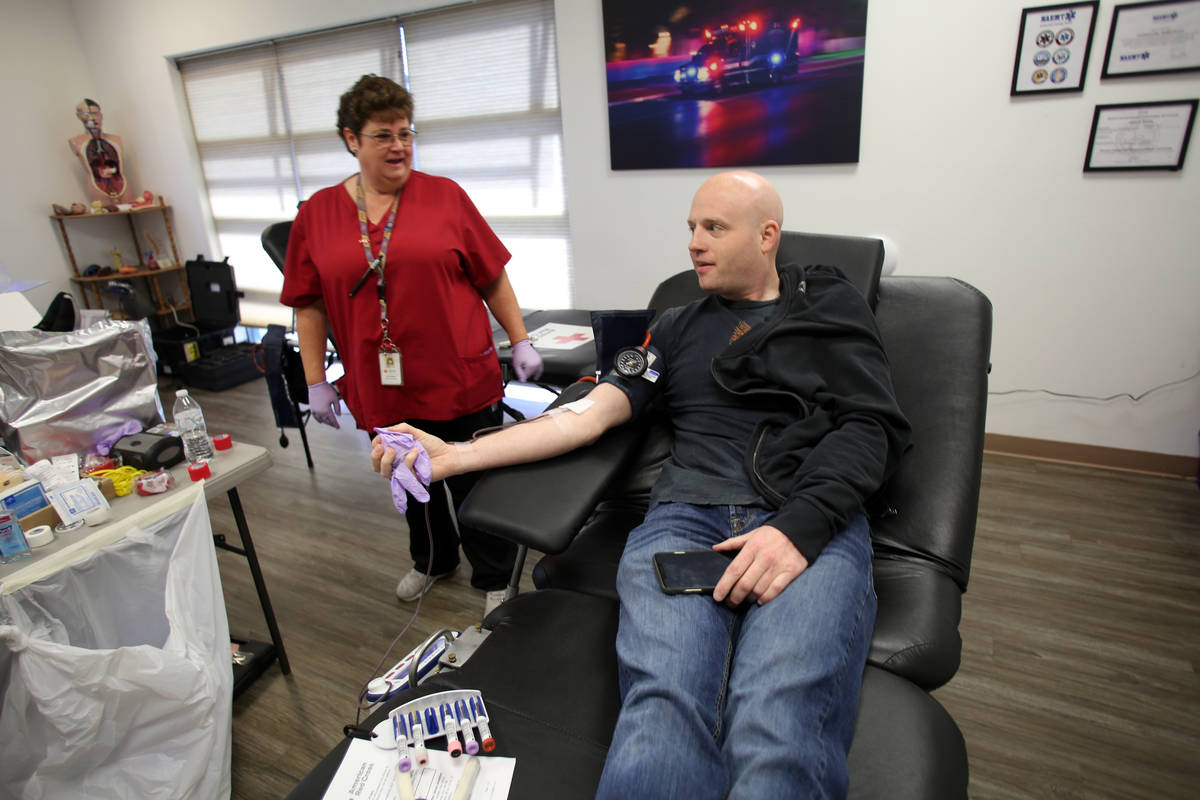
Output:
[
  {"xmin": 511, "ymin": 339, "xmax": 544, "ymax": 382},
  {"xmin": 374, "ymin": 428, "xmax": 432, "ymax": 514},
  {"xmin": 307, "ymin": 381, "xmax": 342, "ymax": 429},
  {"xmin": 95, "ymin": 419, "xmax": 142, "ymax": 455}
]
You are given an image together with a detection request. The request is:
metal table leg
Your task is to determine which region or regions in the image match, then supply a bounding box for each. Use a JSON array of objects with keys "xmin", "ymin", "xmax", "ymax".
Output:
[{"xmin": 220, "ymin": 486, "xmax": 291, "ymax": 674}]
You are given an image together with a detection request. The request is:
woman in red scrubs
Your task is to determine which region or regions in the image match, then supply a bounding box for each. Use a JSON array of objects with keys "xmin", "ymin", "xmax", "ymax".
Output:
[{"xmin": 281, "ymin": 75, "xmax": 542, "ymax": 613}]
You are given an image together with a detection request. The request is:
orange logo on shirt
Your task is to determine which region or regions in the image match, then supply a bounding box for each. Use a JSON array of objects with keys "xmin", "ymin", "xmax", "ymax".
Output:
[{"xmin": 729, "ymin": 321, "xmax": 751, "ymax": 344}]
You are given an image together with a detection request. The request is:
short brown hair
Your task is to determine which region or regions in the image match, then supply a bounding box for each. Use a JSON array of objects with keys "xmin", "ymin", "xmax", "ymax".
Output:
[{"xmin": 336, "ymin": 75, "xmax": 414, "ymax": 153}]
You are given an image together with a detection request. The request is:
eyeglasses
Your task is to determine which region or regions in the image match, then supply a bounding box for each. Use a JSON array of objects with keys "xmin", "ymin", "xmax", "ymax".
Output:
[{"xmin": 358, "ymin": 129, "xmax": 418, "ymax": 146}]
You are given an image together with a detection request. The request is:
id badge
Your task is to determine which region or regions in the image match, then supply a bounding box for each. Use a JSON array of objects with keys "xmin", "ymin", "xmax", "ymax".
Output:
[{"xmin": 379, "ymin": 349, "xmax": 404, "ymax": 386}]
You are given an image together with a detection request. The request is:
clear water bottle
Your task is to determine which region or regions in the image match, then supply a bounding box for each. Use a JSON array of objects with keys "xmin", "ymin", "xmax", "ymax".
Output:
[{"xmin": 173, "ymin": 389, "xmax": 214, "ymax": 463}]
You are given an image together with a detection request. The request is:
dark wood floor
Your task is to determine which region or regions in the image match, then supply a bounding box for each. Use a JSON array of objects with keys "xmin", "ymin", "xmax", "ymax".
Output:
[
  {"xmin": 935, "ymin": 453, "xmax": 1199, "ymax": 799},
  {"xmin": 181, "ymin": 376, "xmax": 1199, "ymax": 800}
]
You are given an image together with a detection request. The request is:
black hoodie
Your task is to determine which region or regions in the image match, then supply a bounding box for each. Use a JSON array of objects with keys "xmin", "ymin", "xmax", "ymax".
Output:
[{"xmin": 709, "ymin": 262, "xmax": 912, "ymax": 562}]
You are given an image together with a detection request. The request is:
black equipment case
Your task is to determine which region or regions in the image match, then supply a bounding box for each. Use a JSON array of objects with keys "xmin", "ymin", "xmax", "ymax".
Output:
[{"xmin": 155, "ymin": 255, "xmax": 260, "ymax": 391}]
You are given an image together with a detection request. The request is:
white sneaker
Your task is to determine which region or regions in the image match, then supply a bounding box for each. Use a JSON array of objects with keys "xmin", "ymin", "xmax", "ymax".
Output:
[
  {"xmin": 484, "ymin": 589, "xmax": 509, "ymax": 618},
  {"xmin": 395, "ymin": 567, "xmax": 454, "ymax": 602}
]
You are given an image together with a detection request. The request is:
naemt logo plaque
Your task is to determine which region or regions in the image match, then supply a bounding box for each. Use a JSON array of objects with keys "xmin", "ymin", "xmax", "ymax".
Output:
[{"xmin": 1011, "ymin": 2, "xmax": 1098, "ymax": 95}]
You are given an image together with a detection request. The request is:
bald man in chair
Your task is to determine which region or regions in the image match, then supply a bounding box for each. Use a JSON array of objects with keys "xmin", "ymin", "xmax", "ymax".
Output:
[{"xmin": 374, "ymin": 171, "xmax": 911, "ymax": 799}]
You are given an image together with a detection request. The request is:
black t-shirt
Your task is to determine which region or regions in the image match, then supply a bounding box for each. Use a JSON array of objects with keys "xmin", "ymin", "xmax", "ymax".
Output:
[{"xmin": 602, "ymin": 296, "xmax": 778, "ymax": 509}]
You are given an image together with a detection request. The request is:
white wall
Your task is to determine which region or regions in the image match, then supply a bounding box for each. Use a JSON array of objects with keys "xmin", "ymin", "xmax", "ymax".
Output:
[
  {"xmin": 2, "ymin": 0, "xmax": 1196, "ymax": 458},
  {"xmin": 0, "ymin": 0, "xmax": 104, "ymax": 314}
]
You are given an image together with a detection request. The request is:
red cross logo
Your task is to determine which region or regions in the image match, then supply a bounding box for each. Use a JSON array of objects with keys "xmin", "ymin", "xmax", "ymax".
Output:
[{"xmin": 553, "ymin": 333, "xmax": 589, "ymax": 345}]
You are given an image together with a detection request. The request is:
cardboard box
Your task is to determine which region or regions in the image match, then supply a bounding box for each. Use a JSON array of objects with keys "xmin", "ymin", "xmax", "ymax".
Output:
[
  {"xmin": 18, "ymin": 503, "xmax": 60, "ymax": 531},
  {"xmin": 92, "ymin": 475, "xmax": 116, "ymax": 501}
]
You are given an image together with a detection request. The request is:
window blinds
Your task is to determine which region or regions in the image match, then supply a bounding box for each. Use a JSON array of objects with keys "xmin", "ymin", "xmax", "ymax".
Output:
[{"xmin": 177, "ymin": 0, "xmax": 569, "ymax": 328}]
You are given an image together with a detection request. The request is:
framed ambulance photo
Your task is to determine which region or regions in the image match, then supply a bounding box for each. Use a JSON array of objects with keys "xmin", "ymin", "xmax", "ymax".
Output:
[{"xmin": 602, "ymin": 0, "xmax": 870, "ymax": 169}]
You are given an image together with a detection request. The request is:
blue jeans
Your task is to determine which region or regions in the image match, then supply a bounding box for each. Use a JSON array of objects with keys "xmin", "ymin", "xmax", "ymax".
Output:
[{"xmin": 596, "ymin": 503, "xmax": 876, "ymax": 800}]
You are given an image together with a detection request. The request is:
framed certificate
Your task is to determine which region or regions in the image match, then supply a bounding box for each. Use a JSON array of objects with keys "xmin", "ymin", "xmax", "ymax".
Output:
[
  {"xmin": 1011, "ymin": 2, "xmax": 1100, "ymax": 94},
  {"xmin": 1084, "ymin": 99, "xmax": 1198, "ymax": 170},
  {"xmin": 1102, "ymin": 0, "xmax": 1200, "ymax": 78}
]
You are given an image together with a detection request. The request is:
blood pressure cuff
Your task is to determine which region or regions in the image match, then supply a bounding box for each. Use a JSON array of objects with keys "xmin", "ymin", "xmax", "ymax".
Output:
[{"xmin": 589, "ymin": 309, "xmax": 654, "ymax": 377}]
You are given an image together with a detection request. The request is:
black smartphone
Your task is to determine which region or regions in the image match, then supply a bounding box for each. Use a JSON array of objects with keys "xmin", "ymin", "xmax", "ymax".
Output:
[{"xmin": 653, "ymin": 550, "xmax": 735, "ymax": 595}]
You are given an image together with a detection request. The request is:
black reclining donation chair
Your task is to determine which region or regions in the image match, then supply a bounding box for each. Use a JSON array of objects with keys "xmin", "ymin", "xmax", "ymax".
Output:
[{"xmin": 287, "ymin": 232, "xmax": 993, "ymax": 800}]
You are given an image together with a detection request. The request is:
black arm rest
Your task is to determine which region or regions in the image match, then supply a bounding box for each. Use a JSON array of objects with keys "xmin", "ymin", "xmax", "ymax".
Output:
[
  {"xmin": 458, "ymin": 382, "xmax": 651, "ymax": 554},
  {"xmin": 871, "ymin": 277, "xmax": 993, "ymax": 590},
  {"xmin": 862, "ymin": 276, "xmax": 992, "ymax": 689},
  {"xmin": 869, "ymin": 559, "xmax": 963, "ymax": 689}
]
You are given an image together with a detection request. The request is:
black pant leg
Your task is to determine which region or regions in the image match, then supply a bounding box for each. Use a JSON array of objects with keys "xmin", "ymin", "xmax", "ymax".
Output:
[{"xmin": 401, "ymin": 405, "xmax": 516, "ymax": 589}]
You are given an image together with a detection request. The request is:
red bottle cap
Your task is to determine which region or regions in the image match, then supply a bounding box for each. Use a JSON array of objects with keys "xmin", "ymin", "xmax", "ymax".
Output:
[
  {"xmin": 187, "ymin": 461, "xmax": 212, "ymax": 481},
  {"xmin": 213, "ymin": 433, "xmax": 233, "ymax": 451}
]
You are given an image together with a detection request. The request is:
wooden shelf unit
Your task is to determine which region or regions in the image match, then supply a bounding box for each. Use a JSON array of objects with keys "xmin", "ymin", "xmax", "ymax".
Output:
[{"xmin": 53, "ymin": 201, "xmax": 192, "ymax": 324}]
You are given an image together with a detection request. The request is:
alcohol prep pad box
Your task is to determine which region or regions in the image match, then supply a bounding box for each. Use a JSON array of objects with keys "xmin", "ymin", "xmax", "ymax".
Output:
[{"xmin": 0, "ymin": 480, "xmax": 50, "ymax": 519}]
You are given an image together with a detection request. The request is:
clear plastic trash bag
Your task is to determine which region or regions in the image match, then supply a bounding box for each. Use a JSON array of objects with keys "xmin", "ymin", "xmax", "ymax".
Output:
[{"xmin": 0, "ymin": 486, "xmax": 231, "ymax": 799}]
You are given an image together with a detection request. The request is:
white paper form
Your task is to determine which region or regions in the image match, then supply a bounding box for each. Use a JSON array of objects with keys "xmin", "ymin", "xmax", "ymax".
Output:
[
  {"xmin": 24, "ymin": 455, "xmax": 81, "ymax": 491},
  {"xmin": 321, "ymin": 739, "xmax": 514, "ymax": 800}
]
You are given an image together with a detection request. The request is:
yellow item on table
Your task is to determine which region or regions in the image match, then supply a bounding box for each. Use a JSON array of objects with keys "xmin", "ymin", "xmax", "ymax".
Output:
[{"xmin": 90, "ymin": 466, "xmax": 146, "ymax": 497}]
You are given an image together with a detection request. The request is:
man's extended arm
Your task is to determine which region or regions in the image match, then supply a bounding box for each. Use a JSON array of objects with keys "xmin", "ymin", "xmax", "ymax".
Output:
[{"xmin": 371, "ymin": 382, "xmax": 633, "ymax": 482}]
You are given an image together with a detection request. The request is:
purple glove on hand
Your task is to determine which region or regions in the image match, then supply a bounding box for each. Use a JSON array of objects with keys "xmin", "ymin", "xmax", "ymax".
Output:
[
  {"xmin": 511, "ymin": 339, "xmax": 544, "ymax": 382},
  {"xmin": 307, "ymin": 381, "xmax": 342, "ymax": 429},
  {"xmin": 374, "ymin": 428, "xmax": 432, "ymax": 513}
]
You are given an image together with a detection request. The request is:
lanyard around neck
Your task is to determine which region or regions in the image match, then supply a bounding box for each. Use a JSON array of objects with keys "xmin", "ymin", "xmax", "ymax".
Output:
[
  {"xmin": 351, "ymin": 174, "xmax": 402, "ymax": 350},
  {"xmin": 352, "ymin": 174, "xmax": 401, "ymax": 280}
]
